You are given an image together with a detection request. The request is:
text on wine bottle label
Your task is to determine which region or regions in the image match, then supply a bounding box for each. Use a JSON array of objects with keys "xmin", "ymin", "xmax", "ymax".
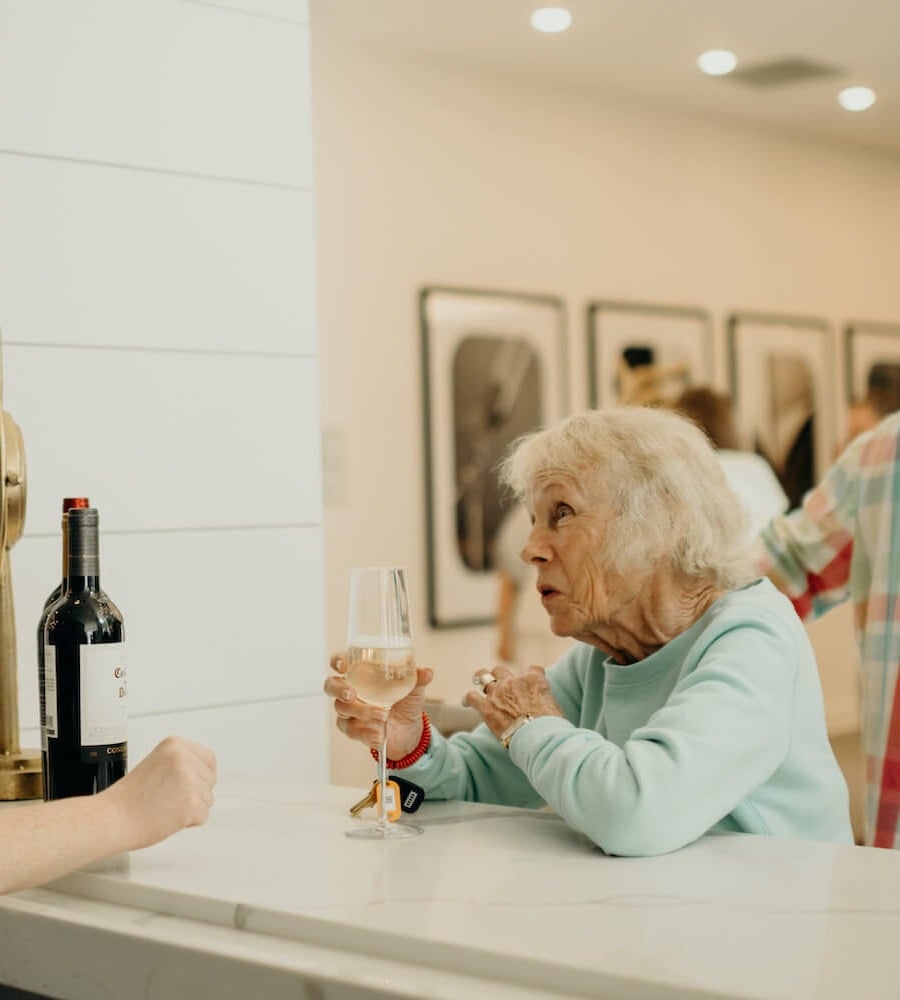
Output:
[
  {"xmin": 42, "ymin": 644, "xmax": 58, "ymax": 740},
  {"xmin": 79, "ymin": 642, "xmax": 127, "ymax": 746}
]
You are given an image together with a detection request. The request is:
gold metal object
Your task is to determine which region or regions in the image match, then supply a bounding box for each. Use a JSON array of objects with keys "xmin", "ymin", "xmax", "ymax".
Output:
[
  {"xmin": 0, "ymin": 752, "xmax": 42, "ymax": 800},
  {"xmin": 349, "ymin": 780, "xmax": 378, "ymax": 817},
  {"xmin": 500, "ymin": 713, "xmax": 535, "ymax": 750},
  {"xmin": 0, "ymin": 331, "xmax": 42, "ymax": 799}
]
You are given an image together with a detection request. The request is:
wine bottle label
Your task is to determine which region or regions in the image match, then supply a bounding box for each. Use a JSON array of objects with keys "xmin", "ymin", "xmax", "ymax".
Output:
[
  {"xmin": 42, "ymin": 643, "xmax": 59, "ymax": 742},
  {"xmin": 79, "ymin": 642, "xmax": 127, "ymax": 747}
]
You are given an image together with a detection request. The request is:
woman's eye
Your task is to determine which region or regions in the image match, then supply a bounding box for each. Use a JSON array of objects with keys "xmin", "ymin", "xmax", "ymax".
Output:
[{"xmin": 553, "ymin": 503, "xmax": 574, "ymax": 522}]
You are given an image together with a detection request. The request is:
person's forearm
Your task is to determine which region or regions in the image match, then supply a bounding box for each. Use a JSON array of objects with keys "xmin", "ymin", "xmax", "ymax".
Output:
[
  {"xmin": 496, "ymin": 573, "xmax": 518, "ymax": 661},
  {"xmin": 756, "ymin": 438, "xmax": 863, "ymax": 619},
  {"xmin": 405, "ymin": 726, "xmax": 544, "ymax": 808},
  {"xmin": 758, "ymin": 510, "xmax": 853, "ymax": 620},
  {"xmin": 0, "ymin": 794, "xmax": 126, "ymax": 895}
]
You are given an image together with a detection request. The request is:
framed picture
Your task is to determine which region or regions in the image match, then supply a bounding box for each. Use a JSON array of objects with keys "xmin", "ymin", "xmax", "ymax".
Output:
[
  {"xmin": 587, "ymin": 301, "xmax": 713, "ymax": 408},
  {"xmin": 420, "ymin": 287, "xmax": 567, "ymax": 628},
  {"xmin": 727, "ymin": 312, "xmax": 835, "ymax": 510},
  {"xmin": 844, "ymin": 321, "xmax": 900, "ymax": 404}
]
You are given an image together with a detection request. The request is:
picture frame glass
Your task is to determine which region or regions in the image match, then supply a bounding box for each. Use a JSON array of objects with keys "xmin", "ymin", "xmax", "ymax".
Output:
[
  {"xmin": 588, "ymin": 304, "xmax": 713, "ymax": 408},
  {"xmin": 846, "ymin": 324, "xmax": 900, "ymax": 403},
  {"xmin": 422, "ymin": 289, "xmax": 567, "ymax": 628},
  {"xmin": 729, "ymin": 315, "xmax": 834, "ymax": 510}
]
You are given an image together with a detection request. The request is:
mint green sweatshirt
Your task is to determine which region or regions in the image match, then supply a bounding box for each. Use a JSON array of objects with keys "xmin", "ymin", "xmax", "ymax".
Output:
[{"xmin": 404, "ymin": 579, "xmax": 852, "ymax": 856}]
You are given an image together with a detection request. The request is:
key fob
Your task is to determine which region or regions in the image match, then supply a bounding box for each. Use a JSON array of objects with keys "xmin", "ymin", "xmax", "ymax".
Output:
[
  {"xmin": 375, "ymin": 780, "xmax": 402, "ymax": 822},
  {"xmin": 392, "ymin": 776, "xmax": 425, "ymax": 814}
]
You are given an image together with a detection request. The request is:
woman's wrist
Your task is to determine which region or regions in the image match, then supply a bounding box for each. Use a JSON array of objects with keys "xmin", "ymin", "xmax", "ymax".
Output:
[
  {"xmin": 94, "ymin": 783, "xmax": 137, "ymax": 853},
  {"xmin": 372, "ymin": 712, "xmax": 431, "ymax": 769},
  {"xmin": 389, "ymin": 713, "xmax": 427, "ymax": 758}
]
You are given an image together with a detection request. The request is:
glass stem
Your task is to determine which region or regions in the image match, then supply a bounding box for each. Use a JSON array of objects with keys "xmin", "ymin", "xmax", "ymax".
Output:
[{"xmin": 377, "ymin": 720, "xmax": 388, "ymax": 831}]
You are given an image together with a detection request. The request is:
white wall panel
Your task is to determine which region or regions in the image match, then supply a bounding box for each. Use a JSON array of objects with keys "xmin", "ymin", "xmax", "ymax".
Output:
[
  {"xmin": 126, "ymin": 696, "xmax": 328, "ymax": 785},
  {"xmin": 2, "ymin": 1, "xmax": 325, "ymax": 787},
  {"xmin": 0, "ymin": 156, "xmax": 316, "ymax": 355},
  {"xmin": 186, "ymin": 0, "xmax": 309, "ymax": 22},
  {"xmin": 12, "ymin": 526, "xmax": 325, "ymax": 729},
  {"xmin": 0, "ymin": 1, "xmax": 312, "ymax": 187},
  {"xmin": 3, "ymin": 347, "xmax": 322, "ymax": 534},
  {"xmin": 20, "ymin": 692, "xmax": 328, "ymax": 785}
]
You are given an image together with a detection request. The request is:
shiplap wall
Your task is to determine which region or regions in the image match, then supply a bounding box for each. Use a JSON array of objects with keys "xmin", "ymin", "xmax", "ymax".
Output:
[{"xmin": 0, "ymin": 0, "xmax": 326, "ymax": 783}]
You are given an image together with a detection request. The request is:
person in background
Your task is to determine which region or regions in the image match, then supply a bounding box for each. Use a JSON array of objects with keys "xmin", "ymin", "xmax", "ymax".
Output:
[
  {"xmin": 756, "ymin": 409, "xmax": 900, "ymax": 848},
  {"xmin": 0, "ymin": 736, "xmax": 216, "ymax": 895},
  {"xmin": 672, "ymin": 386, "xmax": 789, "ymax": 536},
  {"xmin": 841, "ymin": 362, "xmax": 900, "ymax": 450},
  {"xmin": 615, "ymin": 347, "xmax": 689, "ymax": 408},
  {"xmin": 327, "ymin": 407, "xmax": 851, "ymax": 857}
]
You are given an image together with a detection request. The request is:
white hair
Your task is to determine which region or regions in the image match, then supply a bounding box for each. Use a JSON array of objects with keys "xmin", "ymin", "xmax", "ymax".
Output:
[{"xmin": 499, "ymin": 406, "xmax": 757, "ymax": 590}]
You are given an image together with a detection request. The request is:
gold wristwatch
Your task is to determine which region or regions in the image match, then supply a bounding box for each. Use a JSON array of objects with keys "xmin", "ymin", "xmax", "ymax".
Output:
[{"xmin": 500, "ymin": 714, "xmax": 534, "ymax": 749}]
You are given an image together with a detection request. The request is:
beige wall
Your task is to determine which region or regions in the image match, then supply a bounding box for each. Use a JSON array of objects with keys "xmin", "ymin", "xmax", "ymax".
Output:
[{"xmin": 311, "ymin": 25, "xmax": 895, "ymax": 786}]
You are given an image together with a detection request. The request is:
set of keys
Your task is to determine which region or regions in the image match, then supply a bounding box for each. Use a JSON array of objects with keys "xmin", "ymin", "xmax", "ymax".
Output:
[{"xmin": 349, "ymin": 776, "xmax": 426, "ymax": 821}]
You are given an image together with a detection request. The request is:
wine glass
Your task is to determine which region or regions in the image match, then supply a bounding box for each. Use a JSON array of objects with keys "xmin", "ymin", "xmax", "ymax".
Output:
[{"xmin": 345, "ymin": 567, "xmax": 423, "ymax": 839}]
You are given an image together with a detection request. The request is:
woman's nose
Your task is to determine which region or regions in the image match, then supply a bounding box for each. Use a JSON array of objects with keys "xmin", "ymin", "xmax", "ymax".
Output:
[{"xmin": 521, "ymin": 528, "xmax": 550, "ymax": 564}]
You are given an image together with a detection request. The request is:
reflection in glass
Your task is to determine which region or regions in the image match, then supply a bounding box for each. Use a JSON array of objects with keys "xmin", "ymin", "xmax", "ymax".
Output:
[
  {"xmin": 755, "ymin": 354, "xmax": 815, "ymax": 508},
  {"xmin": 453, "ymin": 336, "xmax": 541, "ymax": 572},
  {"xmin": 614, "ymin": 345, "xmax": 691, "ymax": 406}
]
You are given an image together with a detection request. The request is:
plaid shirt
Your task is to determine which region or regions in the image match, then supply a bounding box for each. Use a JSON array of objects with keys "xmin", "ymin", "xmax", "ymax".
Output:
[{"xmin": 756, "ymin": 411, "xmax": 900, "ymax": 848}]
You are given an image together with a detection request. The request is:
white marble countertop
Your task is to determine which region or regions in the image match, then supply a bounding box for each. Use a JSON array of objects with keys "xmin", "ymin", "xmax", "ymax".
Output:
[{"xmin": 1, "ymin": 783, "xmax": 899, "ymax": 999}]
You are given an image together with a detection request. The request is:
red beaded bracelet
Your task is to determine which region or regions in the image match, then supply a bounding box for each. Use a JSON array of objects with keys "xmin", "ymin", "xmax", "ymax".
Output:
[{"xmin": 371, "ymin": 712, "xmax": 431, "ymax": 769}]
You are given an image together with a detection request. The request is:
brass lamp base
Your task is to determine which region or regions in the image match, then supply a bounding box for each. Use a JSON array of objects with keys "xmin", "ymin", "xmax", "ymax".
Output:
[{"xmin": 0, "ymin": 750, "xmax": 43, "ymax": 800}]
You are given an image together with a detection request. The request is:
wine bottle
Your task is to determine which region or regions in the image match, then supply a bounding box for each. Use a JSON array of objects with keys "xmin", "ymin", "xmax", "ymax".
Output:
[
  {"xmin": 41, "ymin": 507, "xmax": 127, "ymax": 800},
  {"xmin": 42, "ymin": 497, "xmax": 91, "ymax": 612},
  {"xmin": 37, "ymin": 497, "xmax": 90, "ymax": 790}
]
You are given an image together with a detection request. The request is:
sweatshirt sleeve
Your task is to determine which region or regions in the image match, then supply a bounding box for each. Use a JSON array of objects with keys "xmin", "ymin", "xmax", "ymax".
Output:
[
  {"xmin": 399, "ymin": 646, "xmax": 591, "ymax": 808},
  {"xmin": 504, "ymin": 613, "xmax": 801, "ymax": 856}
]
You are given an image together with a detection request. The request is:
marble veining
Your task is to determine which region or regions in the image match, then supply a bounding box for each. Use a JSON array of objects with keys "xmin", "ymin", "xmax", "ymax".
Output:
[{"xmin": 4, "ymin": 783, "xmax": 900, "ymax": 999}]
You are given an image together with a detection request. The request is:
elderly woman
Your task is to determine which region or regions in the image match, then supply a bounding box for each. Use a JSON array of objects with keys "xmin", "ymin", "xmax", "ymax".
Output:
[{"xmin": 327, "ymin": 407, "xmax": 852, "ymax": 856}]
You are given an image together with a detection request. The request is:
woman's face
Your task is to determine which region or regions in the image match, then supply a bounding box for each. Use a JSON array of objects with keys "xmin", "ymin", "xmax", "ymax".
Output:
[{"xmin": 522, "ymin": 473, "xmax": 620, "ymax": 644}]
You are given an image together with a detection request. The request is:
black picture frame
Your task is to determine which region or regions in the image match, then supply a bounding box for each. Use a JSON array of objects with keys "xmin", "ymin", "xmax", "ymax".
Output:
[
  {"xmin": 420, "ymin": 286, "xmax": 567, "ymax": 629},
  {"xmin": 727, "ymin": 312, "xmax": 835, "ymax": 510},
  {"xmin": 586, "ymin": 300, "xmax": 714, "ymax": 408}
]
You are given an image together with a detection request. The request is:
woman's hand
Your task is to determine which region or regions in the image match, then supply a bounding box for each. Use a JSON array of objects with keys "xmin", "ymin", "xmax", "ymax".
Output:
[
  {"xmin": 101, "ymin": 736, "xmax": 217, "ymax": 851},
  {"xmin": 325, "ymin": 653, "xmax": 435, "ymax": 759},
  {"xmin": 0, "ymin": 738, "xmax": 217, "ymax": 896},
  {"xmin": 463, "ymin": 664, "xmax": 564, "ymax": 741}
]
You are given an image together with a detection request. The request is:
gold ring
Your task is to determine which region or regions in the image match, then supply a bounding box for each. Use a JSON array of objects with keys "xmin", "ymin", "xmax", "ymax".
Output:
[{"xmin": 474, "ymin": 670, "xmax": 498, "ymax": 690}]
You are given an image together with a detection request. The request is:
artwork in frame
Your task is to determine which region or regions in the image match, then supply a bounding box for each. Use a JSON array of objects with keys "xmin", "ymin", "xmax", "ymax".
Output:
[
  {"xmin": 586, "ymin": 301, "xmax": 714, "ymax": 408},
  {"xmin": 844, "ymin": 321, "xmax": 900, "ymax": 406},
  {"xmin": 727, "ymin": 313, "xmax": 835, "ymax": 511},
  {"xmin": 420, "ymin": 287, "xmax": 567, "ymax": 628}
]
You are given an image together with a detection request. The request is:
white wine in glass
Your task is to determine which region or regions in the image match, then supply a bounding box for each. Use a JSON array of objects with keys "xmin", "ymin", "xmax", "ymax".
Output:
[
  {"xmin": 345, "ymin": 567, "xmax": 423, "ymax": 840},
  {"xmin": 346, "ymin": 642, "xmax": 416, "ymax": 710}
]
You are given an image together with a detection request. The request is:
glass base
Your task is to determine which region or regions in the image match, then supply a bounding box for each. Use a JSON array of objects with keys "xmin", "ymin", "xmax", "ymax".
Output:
[{"xmin": 345, "ymin": 821, "xmax": 424, "ymax": 840}]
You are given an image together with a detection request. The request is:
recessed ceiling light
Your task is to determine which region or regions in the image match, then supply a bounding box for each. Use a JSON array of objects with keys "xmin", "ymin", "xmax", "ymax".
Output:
[
  {"xmin": 698, "ymin": 50, "xmax": 738, "ymax": 76},
  {"xmin": 838, "ymin": 86, "xmax": 876, "ymax": 112},
  {"xmin": 530, "ymin": 7, "xmax": 573, "ymax": 33}
]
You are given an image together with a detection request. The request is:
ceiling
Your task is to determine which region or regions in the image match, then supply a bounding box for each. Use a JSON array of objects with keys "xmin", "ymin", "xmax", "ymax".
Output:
[{"xmin": 312, "ymin": 0, "xmax": 900, "ymax": 158}]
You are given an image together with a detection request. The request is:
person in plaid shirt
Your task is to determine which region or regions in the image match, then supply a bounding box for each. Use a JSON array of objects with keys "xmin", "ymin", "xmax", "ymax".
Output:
[{"xmin": 757, "ymin": 410, "xmax": 900, "ymax": 848}]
